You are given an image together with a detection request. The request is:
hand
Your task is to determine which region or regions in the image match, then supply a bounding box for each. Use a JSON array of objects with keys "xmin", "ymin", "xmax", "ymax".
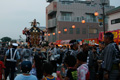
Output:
[
  {"xmin": 57, "ymin": 72, "xmax": 63, "ymax": 80},
  {"xmin": 104, "ymin": 73, "xmax": 109, "ymax": 80}
]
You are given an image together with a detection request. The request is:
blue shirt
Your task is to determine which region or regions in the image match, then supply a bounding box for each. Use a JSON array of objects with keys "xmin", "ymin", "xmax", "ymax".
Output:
[{"xmin": 14, "ymin": 74, "xmax": 38, "ymax": 80}]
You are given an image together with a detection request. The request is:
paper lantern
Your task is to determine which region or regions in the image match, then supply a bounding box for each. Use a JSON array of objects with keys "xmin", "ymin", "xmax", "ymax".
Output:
[
  {"xmin": 53, "ymin": 33, "xmax": 55, "ymax": 35},
  {"xmin": 58, "ymin": 31, "xmax": 61, "ymax": 34},
  {"xmin": 48, "ymin": 34, "xmax": 50, "ymax": 36},
  {"xmin": 94, "ymin": 11, "xmax": 99, "ymax": 16},
  {"xmin": 82, "ymin": 20, "xmax": 85, "ymax": 24},
  {"xmin": 64, "ymin": 29, "xmax": 67, "ymax": 32},
  {"xmin": 72, "ymin": 25, "xmax": 75, "ymax": 29},
  {"xmin": 44, "ymin": 33, "xmax": 47, "ymax": 36}
]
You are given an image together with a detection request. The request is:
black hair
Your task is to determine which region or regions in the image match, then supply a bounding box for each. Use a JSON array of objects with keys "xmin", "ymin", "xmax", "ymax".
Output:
[
  {"xmin": 13, "ymin": 46, "xmax": 17, "ymax": 49},
  {"xmin": 21, "ymin": 61, "xmax": 32, "ymax": 73},
  {"xmin": 104, "ymin": 32, "xmax": 114, "ymax": 41},
  {"xmin": 92, "ymin": 46, "xmax": 97, "ymax": 50},
  {"xmin": 56, "ymin": 45, "xmax": 59, "ymax": 48},
  {"xmin": 51, "ymin": 43, "xmax": 54, "ymax": 45},
  {"xmin": 69, "ymin": 39, "xmax": 78, "ymax": 50},
  {"xmin": 25, "ymin": 46, "xmax": 28, "ymax": 48},
  {"xmin": 42, "ymin": 62, "xmax": 53, "ymax": 75},
  {"xmin": 64, "ymin": 55, "xmax": 76, "ymax": 67},
  {"xmin": 77, "ymin": 52, "xmax": 87, "ymax": 62},
  {"xmin": 34, "ymin": 55, "xmax": 43, "ymax": 79}
]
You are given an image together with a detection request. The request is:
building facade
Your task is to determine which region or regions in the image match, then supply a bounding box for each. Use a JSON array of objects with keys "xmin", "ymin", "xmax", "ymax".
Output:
[
  {"xmin": 46, "ymin": 0, "xmax": 114, "ymax": 42},
  {"xmin": 107, "ymin": 6, "xmax": 120, "ymax": 31}
]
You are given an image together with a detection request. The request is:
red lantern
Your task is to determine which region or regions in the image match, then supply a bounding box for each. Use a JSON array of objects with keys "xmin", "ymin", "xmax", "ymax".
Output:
[
  {"xmin": 64, "ymin": 29, "xmax": 67, "ymax": 32},
  {"xmin": 58, "ymin": 31, "xmax": 61, "ymax": 34},
  {"xmin": 72, "ymin": 25, "xmax": 75, "ymax": 29},
  {"xmin": 53, "ymin": 33, "xmax": 55, "ymax": 35},
  {"xmin": 44, "ymin": 33, "xmax": 47, "ymax": 36},
  {"xmin": 48, "ymin": 34, "xmax": 50, "ymax": 36},
  {"xmin": 82, "ymin": 20, "xmax": 85, "ymax": 24},
  {"xmin": 94, "ymin": 11, "xmax": 99, "ymax": 16}
]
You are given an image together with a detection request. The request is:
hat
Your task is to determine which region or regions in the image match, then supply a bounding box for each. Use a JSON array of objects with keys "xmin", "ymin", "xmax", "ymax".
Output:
[
  {"xmin": 95, "ymin": 43, "xmax": 99, "ymax": 46},
  {"xmin": 21, "ymin": 61, "xmax": 32, "ymax": 73},
  {"xmin": 12, "ymin": 43, "xmax": 18, "ymax": 47}
]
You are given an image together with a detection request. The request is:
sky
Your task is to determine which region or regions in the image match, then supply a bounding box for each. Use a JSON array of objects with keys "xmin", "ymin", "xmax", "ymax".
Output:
[{"xmin": 0, "ymin": 0, "xmax": 119, "ymax": 39}]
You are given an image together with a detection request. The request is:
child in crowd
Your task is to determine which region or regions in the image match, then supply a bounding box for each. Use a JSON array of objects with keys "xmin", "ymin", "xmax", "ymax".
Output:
[
  {"xmin": 14, "ymin": 61, "xmax": 37, "ymax": 80},
  {"xmin": 77, "ymin": 52, "xmax": 90, "ymax": 80},
  {"xmin": 64, "ymin": 55, "xmax": 77, "ymax": 80},
  {"xmin": 0, "ymin": 60, "xmax": 5, "ymax": 80},
  {"xmin": 42, "ymin": 62, "xmax": 56, "ymax": 80}
]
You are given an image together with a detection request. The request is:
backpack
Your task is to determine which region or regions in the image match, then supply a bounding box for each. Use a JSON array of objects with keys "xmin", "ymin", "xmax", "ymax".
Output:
[{"xmin": 23, "ymin": 49, "xmax": 30, "ymax": 59}]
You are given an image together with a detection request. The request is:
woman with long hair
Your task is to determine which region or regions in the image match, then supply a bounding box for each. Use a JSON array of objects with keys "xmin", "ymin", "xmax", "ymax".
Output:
[{"xmin": 30, "ymin": 55, "xmax": 43, "ymax": 80}]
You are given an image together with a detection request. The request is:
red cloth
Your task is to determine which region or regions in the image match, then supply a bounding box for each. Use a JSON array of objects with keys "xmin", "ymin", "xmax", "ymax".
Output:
[
  {"xmin": 86, "ymin": 71, "xmax": 90, "ymax": 80},
  {"xmin": 0, "ymin": 61, "xmax": 5, "ymax": 80}
]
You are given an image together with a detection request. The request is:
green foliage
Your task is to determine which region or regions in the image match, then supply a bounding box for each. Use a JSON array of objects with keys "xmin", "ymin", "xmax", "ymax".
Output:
[{"xmin": 1, "ymin": 37, "xmax": 12, "ymax": 42}]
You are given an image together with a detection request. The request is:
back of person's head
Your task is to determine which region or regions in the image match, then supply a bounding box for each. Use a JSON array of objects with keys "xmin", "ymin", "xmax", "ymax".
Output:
[
  {"xmin": 64, "ymin": 55, "xmax": 76, "ymax": 67},
  {"xmin": 21, "ymin": 61, "xmax": 32, "ymax": 73},
  {"xmin": 77, "ymin": 52, "xmax": 87, "ymax": 62},
  {"xmin": 43, "ymin": 62, "xmax": 53, "ymax": 75},
  {"xmin": 104, "ymin": 32, "xmax": 114, "ymax": 41},
  {"xmin": 25, "ymin": 46, "xmax": 28, "ymax": 49},
  {"xmin": 69, "ymin": 39, "xmax": 78, "ymax": 50},
  {"xmin": 34, "ymin": 55, "xmax": 43, "ymax": 79},
  {"xmin": 51, "ymin": 43, "xmax": 54, "ymax": 45},
  {"xmin": 92, "ymin": 46, "xmax": 97, "ymax": 50},
  {"xmin": 56, "ymin": 45, "xmax": 59, "ymax": 48}
]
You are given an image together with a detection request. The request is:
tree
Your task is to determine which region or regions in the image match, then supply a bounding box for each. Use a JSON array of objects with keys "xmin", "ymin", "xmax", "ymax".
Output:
[{"xmin": 1, "ymin": 37, "xmax": 12, "ymax": 42}]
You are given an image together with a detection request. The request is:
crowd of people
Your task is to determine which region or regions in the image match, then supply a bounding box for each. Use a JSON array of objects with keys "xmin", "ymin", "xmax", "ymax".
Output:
[{"xmin": 0, "ymin": 32, "xmax": 120, "ymax": 80}]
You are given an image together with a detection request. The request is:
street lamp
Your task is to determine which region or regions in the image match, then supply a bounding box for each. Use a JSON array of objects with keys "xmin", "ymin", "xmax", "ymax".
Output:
[{"xmin": 101, "ymin": 0, "xmax": 107, "ymax": 34}]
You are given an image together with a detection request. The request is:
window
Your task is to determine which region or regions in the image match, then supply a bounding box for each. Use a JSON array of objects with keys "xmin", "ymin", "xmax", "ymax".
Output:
[
  {"xmin": 89, "ymin": 28, "xmax": 98, "ymax": 34},
  {"xmin": 86, "ymin": 14, "xmax": 96, "ymax": 22},
  {"xmin": 111, "ymin": 18, "xmax": 120, "ymax": 24},
  {"xmin": 82, "ymin": 28, "xmax": 86, "ymax": 34},
  {"xmin": 61, "ymin": 1, "xmax": 71, "ymax": 5},
  {"xmin": 86, "ymin": 3, "xmax": 90, "ymax": 6},
  {"xmin": 76, "ymin": 28, "xmax": 80, "ymax": 34},
  {"xmin": 61, "ymin": 12, "xmax": 72, "ymax": 16},
  {"xmin": 63, "ymin": 28, "xmax": 67, "ymax": 34},
  {"xmin": 61, "ymin": 12, "xmax": 72, "ymax": 21},
  {"xmin": 69, "ymin": 28, "xmax": 73, "ymax": 34},
  {"xmin": 76, "ymin": 17, "xmax": 82, "ymax": 22}
]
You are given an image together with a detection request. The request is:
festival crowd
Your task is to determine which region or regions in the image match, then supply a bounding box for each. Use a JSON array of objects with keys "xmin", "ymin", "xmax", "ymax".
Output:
[{"xmin": 0, "ymin": 32, "xmax": 120, "ymax": 80}]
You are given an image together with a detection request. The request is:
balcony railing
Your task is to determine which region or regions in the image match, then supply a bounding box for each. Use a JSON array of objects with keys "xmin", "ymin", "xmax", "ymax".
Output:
[
  {"xmin": 57, "ymin": 16, "xmax": 108, "ymax": 23},
  {"xmin": 58, "ymin": 16, "xmax": 72, "ymax": 21},
  {"xmin": 85, "ymin": 18, "xmax": 98, "ymax": 23},
  {"xmin": 48, "ymin": 18, "xmax": 57, "ymax": 28}
]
